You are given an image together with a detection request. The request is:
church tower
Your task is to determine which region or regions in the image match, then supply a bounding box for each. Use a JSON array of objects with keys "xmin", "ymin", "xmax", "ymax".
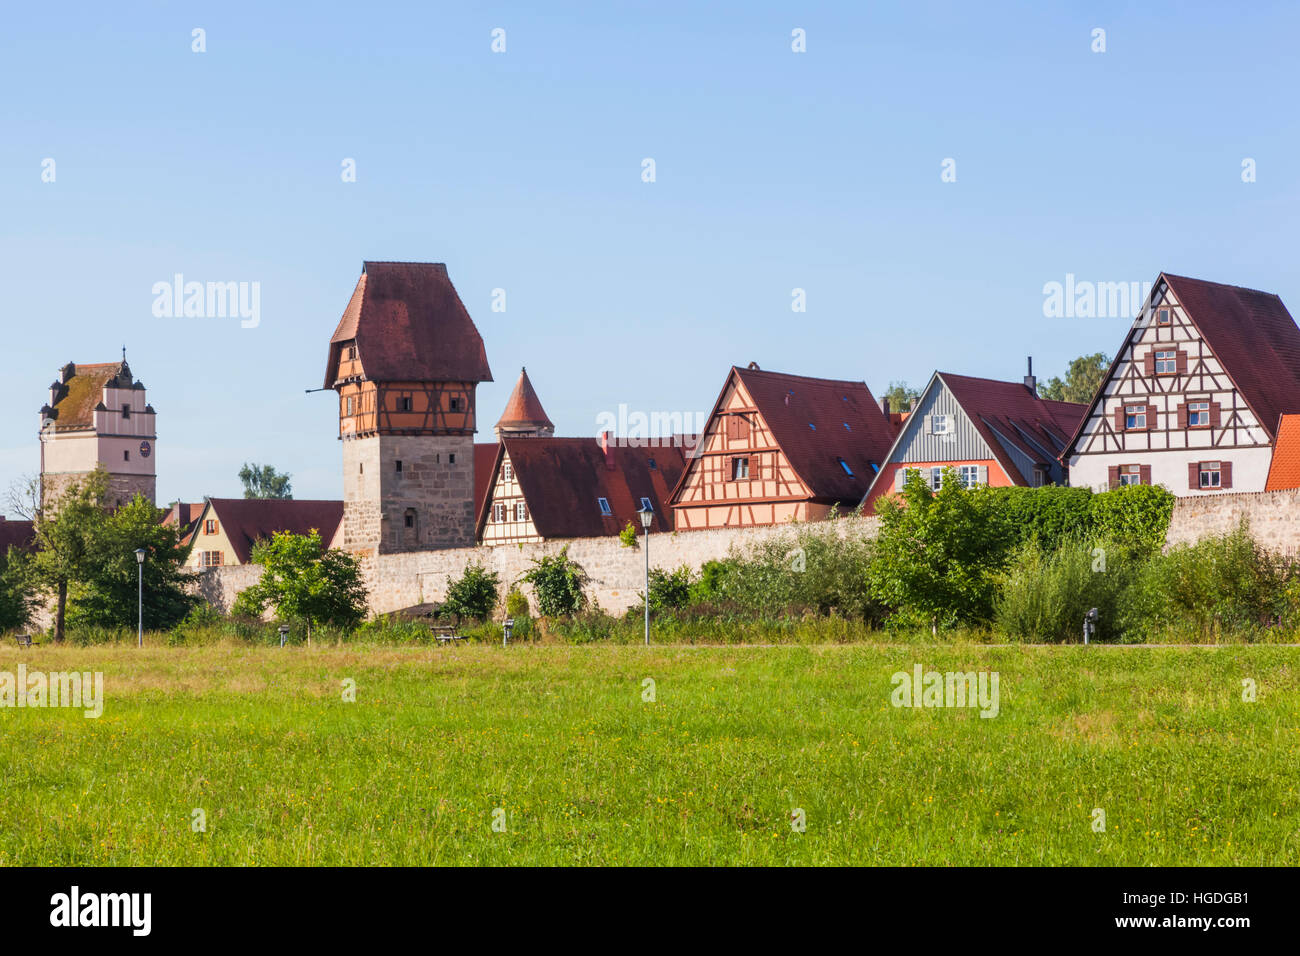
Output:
[
  {"xmin": 39, "ymin": 359, "xmax": 157, "ymax": 510},
  {"xmin": 325, "ymin": 262, "xmax": 493, "ymax": 555},
  {"xmin": 494, "ymin": 367, "xmax": 554, "ymax": 439}
]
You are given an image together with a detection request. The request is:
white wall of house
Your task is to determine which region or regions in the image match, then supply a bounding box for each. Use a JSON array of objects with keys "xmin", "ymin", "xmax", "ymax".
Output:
[{"xmin": 1068, "ymin": 445, "xmax": 1273, "ymax": 495}]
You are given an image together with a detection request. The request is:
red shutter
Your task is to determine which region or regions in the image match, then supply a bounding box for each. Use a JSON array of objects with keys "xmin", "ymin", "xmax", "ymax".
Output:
[
  {"xmin": 1221, "ymin": 462, "xmax": 1233, "ymax": 489},
  {"xmin": 1209, "ymin": 403, "xmax": 1221, "ymax": 427},
  {"xmin": 1188, "ymin": 462, "xmax": 1200, "ymax": 490},
  {"xmin": 1176, "ymin": 351, "xmax": 1188, "ymax": 374},
  {"xmin": 1139, "ymin": 465, "xmax": 1152, "ymax": 485},
  {"xmin": 1147, "ymin": 404, "xmax": 1158, "ymax": 430},
  {"xmin": 1177, "ymin": 404, "xmax": 1188, "ymax": 428},
  {"xmin": 1108, "ymin": 465, "xmax": 1119, "ymax": 490},
  {"xmin": 1143, "ymin": 352, "xmax": 1155, "ymax": 376},
  {"xmin": 1114, "ymin": 407, "xmax": 1125, "ymax": 432}
]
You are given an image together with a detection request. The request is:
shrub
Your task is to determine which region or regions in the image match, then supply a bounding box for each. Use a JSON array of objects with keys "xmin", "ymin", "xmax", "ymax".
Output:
[
  {"xmin": 1089, "ymin": 483, "xmax": 1176, "ymax": 555},
  {"xmin": 994, "ymin": 537, "xmax": 1132, "ymax": 642},
  {"xmin": 505, "ymin": 587, "xmax": 533, "ymax": 639},
  {"xmin": 442, "ymin": 560, "xmax": 501, "ymax": 622},
  {"xmin": 618, "ymin": 522, "xmax": 638, "ymax": 548},
  {"xmin": 521, "ymin": 546, "xmax": 588, "ymax": 617},
  {"xmin": 646, "ymin": 565, "xmax": 693, "ymax": 612}
]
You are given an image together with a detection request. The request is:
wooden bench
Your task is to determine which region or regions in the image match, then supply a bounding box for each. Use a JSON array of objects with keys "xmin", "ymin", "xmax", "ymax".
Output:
[
  {"xmin": 15, "ymin": 634, "xmax": 36, "ymax": 648},
  {"xmin": 431, "ymin": 625, "xmax": 467, "ymax": 645}
]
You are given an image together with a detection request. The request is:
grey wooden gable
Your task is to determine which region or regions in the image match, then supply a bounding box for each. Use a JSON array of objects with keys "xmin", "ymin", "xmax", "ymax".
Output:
[{"xmin": 895, "ymin": 377, "xmax": 996, "ymax": 464}]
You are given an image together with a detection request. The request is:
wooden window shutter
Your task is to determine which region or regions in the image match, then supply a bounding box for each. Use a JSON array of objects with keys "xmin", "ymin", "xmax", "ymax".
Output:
[
  {"xmin": 1176, "ymin": 351, "xmax": 1188, "ymax": 374},
  {"xmin": 1143, "ymin": 352, "xmax": 1155, "ymax": 376},
  {"xmin": 977, "ymin": 465, "xmax": 988, "ymax": 485},
  {"xmin": 725, "ymin": 416, "xmax": 736, "ymax": 440},
  {"xmin": 1113, "ymin": 406, "xmax": 1125, "ymax": 431},
  {"xmin": 1221, "ymin": 461, "xmax": 1233, "ymax": 489},
  {"xmin": 895, "ymin": 468, "xmax": 907, "ymax": 491},
  {"xmin": 923, "ymin": 414, "xmax": 934, "ymax": 434},
  {"xmin": 1176, "ymin": 404, "xmax": 1187, "ymax": 428},
  {"xmin": 1209, "ymin": 402, "xmax": 1221, "ymax": 427},
  {"xmin": 1188, "ymin": 462, "xmax": 1200, "ymax": 490},
  {"xmin": 1107, "ymin": 465, "xmax": 1119, "ymax": 489},
  {"xmin": 212, "ymin": 520, "xmax": 219, "ymax": 534},
  {"xmin": 1139, "ymin": 464, "xmax": 1152, "ymax": 485},
  {"xmin": 1147, "ymin": 404, "xmax": 1158, "ymax": 430}
]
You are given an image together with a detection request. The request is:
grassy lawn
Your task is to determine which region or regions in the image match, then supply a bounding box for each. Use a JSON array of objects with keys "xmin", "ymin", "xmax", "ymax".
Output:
[{"xmin": 1, "ymin": 643, "xmax": 1297, "ymax": 865}]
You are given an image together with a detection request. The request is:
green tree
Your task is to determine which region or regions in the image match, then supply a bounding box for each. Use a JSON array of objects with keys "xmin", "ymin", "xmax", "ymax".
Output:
[
  {"xmin": 238, "ymin": 462, "xmax": 293, "ymax": 499},
  {"xmin": 882, "ymin": 381, "xmax": 920, "ymax": 414},
  {"xmin": 441, "ymin": 560, "xmax": 501, "ymax": 621},
  {"xmin": 521, "ymin": 546, "xmax": 588, "ymax": 617},
  {"xmin": 1038, "ymin": 352, "xmax": 1111, "ymax": 404},
  {"xmin": 0, "ymin": 546, "xmax": 36, "ymax": 633},
  {"xmin": 868, "ymin": 468, "xmax": 1014, "ymax": 630},
  {"xmin": 68, "ymin": 494, "xmax": 197, "ymax": 632},
  {"xmin": 232, "ymin": 530, "xmax": 367, "ymax": 634},
  {"xmin": 27, "ymin": 469, "xmax": 111, "ymax": 642}
]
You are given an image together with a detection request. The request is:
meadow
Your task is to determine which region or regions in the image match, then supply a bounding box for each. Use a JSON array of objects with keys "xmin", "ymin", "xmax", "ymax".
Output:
[{"xmin": 1, "ymin": 641, "xmax": 1297, "ymax": 866}]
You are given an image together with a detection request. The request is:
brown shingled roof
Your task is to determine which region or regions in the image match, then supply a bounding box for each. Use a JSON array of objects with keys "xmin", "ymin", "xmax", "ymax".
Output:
[
  {"xmin": 732, "ymin": 365, "xmax": 897, "ymax": 503},
  {"xmin": 0, "ymin": 518, "xmax": 35, "ymax": 555},
  {"xmin": 202, "ymin": 498, "xmax": 344, "ymax": 564},
  {"xmin": 324, "ymin": 262, "xmax": 493, "ymax": 388},
  {"xmin": 483, "ymin": 438, "xmax": 685, "ymax": 539},
  {"xmin": 46, "ymin": 362, "xmax": 128, "ymax": 431},
  {"xmin": 496, "ymin": 367, "xmax": 554, "ymax": 433}
]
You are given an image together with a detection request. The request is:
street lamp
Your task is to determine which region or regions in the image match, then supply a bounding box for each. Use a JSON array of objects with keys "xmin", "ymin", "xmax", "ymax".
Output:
[
  {"xmin": 638, "ymin": 503, "xmax": 654, "ymax": 646},
  {"xmin": 134, "ymin": 548, "xmax": 146, "ymax": 648}
]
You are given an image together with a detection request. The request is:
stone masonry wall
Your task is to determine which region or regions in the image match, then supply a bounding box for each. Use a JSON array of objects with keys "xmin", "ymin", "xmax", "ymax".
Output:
[
  {"xmin": 1164, "ymin": 488, "xmax": 1300, "ymax": 555},
  {"xmin": 197, "ymin": 517, "xmax": 880, "ymax": 617}
]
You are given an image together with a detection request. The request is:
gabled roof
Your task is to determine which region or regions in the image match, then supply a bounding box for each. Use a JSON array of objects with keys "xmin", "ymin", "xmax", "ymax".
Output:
[
  {"xmin": 481, "ymin": 437, "xmax": 686, "ymax": 539},
  {"xmin": 201, "ymin": 498, "xmax": 344, "ymax": 564},
  {"xmin": 1265, "ymin": 414, "xmax": 1300, "ymax": 491},
  {"xmin": 0, "ymin": 518, "xmax": 35, "ymax": 555},
  {"xmin": 162, "ymin": 502, "xmax": 205, "ymax": 546},
  {"xmin": 495, "ymin": 367, "xmax": 554, "ymax": 433},
  {"xmin": 324, "ymin": 262, "xmax": 493, "ymax": 388},
  {"xmin": 939, "ymin": 373, "xmax": 1086, "ymax": 482},
  {"xmin": 45, "ymin": 361, "xmax": 131, "ymax": 432},
  {"xmin": 730, "ymin": 365, "xmax": 897, "ymax": 503},
  {"xmin": 473, "ymin": 442, "xmax": 499, "ymax": 519},
  {"xmin": 1162, "ymin": 274, "xmax": 1300, "ymax": 442},
  {"xmin": 1065, "ymin": 273, "xmax": 1300, "ymax": 456}
]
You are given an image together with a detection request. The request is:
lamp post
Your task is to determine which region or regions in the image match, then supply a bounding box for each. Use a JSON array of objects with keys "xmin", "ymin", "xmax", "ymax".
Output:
[
  {"xmin": 638, "ymin": 504, "xmax": 654, "ymax": 646},
  {"xmin": 134, "ymin": 548, "xmax": 146, "ymax": 648}
]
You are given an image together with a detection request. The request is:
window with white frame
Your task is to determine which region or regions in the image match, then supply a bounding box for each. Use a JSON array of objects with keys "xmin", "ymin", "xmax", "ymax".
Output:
[
  {"xmin": 929, "ymin": 467, "xmax": 943, "ymax": 490},
  {"xmin": 958, "ymin": 465, "xmax": 980, "ymax": 488},
  {"xmin": 1188, "ymin": 401, "xmax": 1209, "ymax": 427},
  {"xmin": 502, "ymin": 462, "xmax": 513, "ymax": 481},
  {"xmin": 1125, "ymin": 405, "xmax": 1147, "ymax": 429},
  {"xmin": 1119, "ymin": 464, "xmax": 1142, "ymax": 486},
  {"xmin": 597, "ymin": 497, "xmax": 612, "ymax": 515},
  {"xmin": 515, "ymin": 502, "xmax": 527, "ymax": 521},
  {"xmin": 730, "ymin": 456, "xmax": 749, "ymax": 480},
  {"xmin": 1154, "ymin": 350, "xmax": 1177, "ymax": 374},
  {"xmin": 492, "ymin": 503, "xmax": 504, "ymax": 522},
  {"xmin": 930, "ymin": 415, "xmax": 950, "ymax": 435},
  {"xmin": 639, "ymin": 497, "xmax": 652, "ymax": 512},
  {"xmin": 1199, "ymin": 462, "xmax": 1222, "ymax": 488}
]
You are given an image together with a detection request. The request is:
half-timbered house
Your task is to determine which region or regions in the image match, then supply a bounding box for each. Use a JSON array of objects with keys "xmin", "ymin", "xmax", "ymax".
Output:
[
  {"xmin": 1064, "ymin": 274, "xmax": 1300, "ymax": 495},
  {"xmin": 185, "ymin": 498, "xmax": 344, "ymax": 568},
  {"xmin": 668, "ymin": 364, "xmax": 897, "ymax": 529},
  {"xmin": 861, "ymin": 367, "xmax": 1086, "ymax": 510}
]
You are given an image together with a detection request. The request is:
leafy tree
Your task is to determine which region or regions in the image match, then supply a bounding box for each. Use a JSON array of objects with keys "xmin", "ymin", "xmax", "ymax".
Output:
[
  {"xmin": 1038, "ymin": 352, "xmax": 1110, "ymax": 404},
  {"xmin": 521, "ymin": 546, "xmax": 588, "ymax": 617},
  {"xmin": 26, "ymin": 469, "xmax": 111, "ymax": 642},
  {"xmin": 441, "ymin": 560, "xmax": 501, "ymax": 621},
  {"xmin": 239, "ymin": 462, "xmax": 293, "ymax": 499},
  {"xmin": 67, "ymin": 494, "xmax": 197, "ymax": 632},
  {"xmin": 0, "ymin": 546, "xmax": 36, "ymax": 633},
  {"xmin": 882, "ymin": 381, "xmax": 920, "ymax": 414},
  {"xmin": 868, "ymin": 468, "xmax": 1014, "ymax": 630},
  {"xmin": 232, "ymin": 530, "xmax": 367, "ymax": 634}
]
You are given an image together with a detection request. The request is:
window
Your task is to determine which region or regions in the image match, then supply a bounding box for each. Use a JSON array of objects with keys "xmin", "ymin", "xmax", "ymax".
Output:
[
  {"xmin": 930, "ymin": 415, "xmax": 950, "ymax": 435},
  {"xmin": 808, "ymin": 422, "xmax": 816, "ymax": 430},
  {"xmin": 1199, "ymin": 462, "xmax": 1222, "ymax": 489},
  {"xmin": 450, "ymin": 397, "xmax": 462, "ymax": 412},
  {"xmin": 395, "ymin": 460, "xmax": 403, "ymax": 473},
  {"xmin": 640, "ymin": 497, "xmax": 653, "ymax": 512},
  {"xmin": 515, "ymin": 502, "xmax": 527, "ymax": 521},
  {"xmin": 1032, "ymin": 466, "xmax": 1048, "ymax": 488},
  {"xmin": 493, "ymin": 503, "xmax": 504, "ymax": 522},
  {"xmin": 727, "ymin": 415, "xmax": 751, "ymax": 441},
  {"xmin": 929, "ymin": 467, "xmax": 944, "ymax": 490},
  {"xmin": 404, "ymin": 512, "xmax": 415, "ymax": 528},
  {"xmin": 121, "ymin": 404, "xmax": 131, "ymax": 419},
  {"xmin": 1188, "ymin": 401, "xmax": 1210, "ymax": 427},
  {"xmin": 1156, "ymin": 308, "xmax": 1171, "ymax": 325},
  {"xmin": 597, "ymin": 497, "xmax": 612, "ymax": 516},
  {"xmin": 1119, "ymin": 465, "xmax": 1142, "ymax": 486},
  {"xmin": 647, "ymin": 458, "xmax": 656, "ymax": 470},
  {"xmin": 502, "ymin": 462, "xmax": 513, "ymax": 481},
  {"xmin": 843, "ymin": 422, "xmax": 851, "ymax": 431},
  {"xmin": 359, "ymin": 462, "xmax": 364, "ymax": 475},
  {"xmin": 205, "ymin": 520, "xmax": 217, "ymax": 535},
  {"xmin": 1125, "ymin": 405, "xmax": 1147, "ymax": 429},
  {"xmin": 449, "ymin": 453, "xmax": 456, "ymax": 464},
  {"xmin": 837, "ymin": 458, "xmax": 855, "ymax": 477},
  {"xmin": 345, "ymin": 396, "xmax": 354, "ymax": 416},
  {"xmin": 199, "ymin": 551, "xmax": 223, "ymax": 568},
  {"xmin": 730, "ymin": 457, "xmax": 750, "ymax": 480},
  {"xmin": 123, "ymin": 450, "xmax": 130, "ymax": 461},
  {"xmin": 347, "ymin": 344, "xmax": 357, "ymax": 360},
  {"xmin": 959, "ymin": 465, "xmax": 980, "ymax": 488},
  {"xmin": 1154, "ymin": 350, "xmax": 1177, "ymax": 374},
  {"xmin": 399, "ymin": 396, "xmax": 413, "ymax": 412}
]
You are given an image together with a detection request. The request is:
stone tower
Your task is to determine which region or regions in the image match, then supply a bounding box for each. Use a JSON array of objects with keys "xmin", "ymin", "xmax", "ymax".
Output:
[
  {"xmin": 39, "ymin": 359, "xmax": 157, "ymax": 511},
  {"xmin": 325, "ymin": 262, "xmax": 493, "ymax": 555},
  {"xmin": 494, "ymin": 367, "xmax": 554, "ymax": 440}
]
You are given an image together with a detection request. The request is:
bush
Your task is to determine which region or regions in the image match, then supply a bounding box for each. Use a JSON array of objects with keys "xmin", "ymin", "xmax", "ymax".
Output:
[
  {"xmin": 442, "ymin": 560, "xmax": 501, "ymax": 622},
  {"xmin": 521, "ymin": 546, "xmax": 588, "ymax": 617},
  {"xmin": 1090, "ymin": 483, "xmax": 1176, "ymax": 555},
  {"xmin": 647, "ymin": 566, "xmax": 693, "ymax": 612},
  {"xmin": 994, "ymin": 537, "xmax": 1132, "ymax": 642},
  {"xmin": 504, "ymin": 587, "xmax": 533, "ymax": 639}
]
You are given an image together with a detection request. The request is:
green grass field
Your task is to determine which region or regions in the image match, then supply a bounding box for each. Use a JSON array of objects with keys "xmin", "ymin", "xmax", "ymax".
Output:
[{"xmin": 1, "ymin": 643, "xmax": 1297, "ymax": 865}]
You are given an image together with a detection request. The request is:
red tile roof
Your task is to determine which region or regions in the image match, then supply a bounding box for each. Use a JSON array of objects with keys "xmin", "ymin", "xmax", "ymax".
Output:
[
  {"xmin": 732, "ymin": 365, "xmax": 897, "ymax": 503},
  {"xmin": 1266, "ymin": 414, "xmax": 1300, "ymax": 491},
  {"xmin": 0, "ymin": 518, "xmax": 35, "ymax": 554},
  {"xmin": 495, "ymin": 367, "xmax": 554, "ymax": 433},
  {"xmin": 473, "ymin": 442, "xmax": 499, "ymax": 518},
  {"xmin": 324, "ymin": 262, "xmax": 493, "ymax": 388},
  {"xmin": 939, "ymin": 373, "xmax": 1086, "ymax": 483},
  {"xmin": 202, "ymin": 498, "xmax": 344, "ymax": 564},
  {"xmin": 482, "ymin": 438, "xmax": 686, "ymax": 539},
  {"xmin": 1162, "ymin": 274, "xmax": 1300, "ymax": 441},
  {"xmin": 162, "ymin": 502, "xmax": 205, "ymax": 546}
]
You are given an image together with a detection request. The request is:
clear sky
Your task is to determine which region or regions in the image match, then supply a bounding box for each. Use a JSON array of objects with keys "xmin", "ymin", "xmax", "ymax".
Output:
[{"xmin": 3, "ymin": 0, "xmax": 1298, "ymax": 505}]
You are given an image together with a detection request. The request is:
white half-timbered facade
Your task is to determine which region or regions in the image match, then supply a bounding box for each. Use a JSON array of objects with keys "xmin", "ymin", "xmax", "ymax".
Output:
[{"xmin": 1065, "ymin": 273, "xmax": 1300, "ymax": 495}]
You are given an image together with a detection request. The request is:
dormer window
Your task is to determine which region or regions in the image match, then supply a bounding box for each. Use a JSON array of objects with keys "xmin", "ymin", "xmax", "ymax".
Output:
[
  {"xmin": 597, "ymin": 497, "xmax": 612, "ymax": 516},
  {"xmin": 640, "ymin": 497, "xmax": 653, "ymax": 511},
  {"xmin": 837, "ymin": 458, "xmax": 854, "ymax": 477}
]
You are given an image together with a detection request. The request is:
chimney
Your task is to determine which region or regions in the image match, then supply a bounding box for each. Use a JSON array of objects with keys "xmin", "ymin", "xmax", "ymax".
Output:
[
  {"xmin": 879, "ymin": 396, "xmax": 891, "ymax": 416},
  {"xmin": 1023, "ymin": 357, "xmax": 1037, "ymax": 394},
  {"xmin": 600, "ymin": 431, "xmax": 615, "ymax": 470}
]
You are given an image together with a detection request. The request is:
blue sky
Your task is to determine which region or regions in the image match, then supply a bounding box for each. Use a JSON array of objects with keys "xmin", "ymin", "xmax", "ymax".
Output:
[{"xmin": 3, "ymin": 0, "xmax": 1298, "ymax": 505}]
